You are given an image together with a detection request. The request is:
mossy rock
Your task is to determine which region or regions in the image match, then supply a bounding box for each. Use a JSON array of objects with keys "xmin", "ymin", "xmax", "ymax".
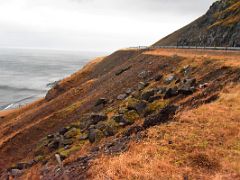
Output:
[
  {"xmin": 123, "ymin": 97, "xmax": 140, "ymax": 109},
  {"xmin": 69, "ymin": 122, "xmax": 81, "ymax": 129},
  {"xmin": 78, "ymin": 133, "xmax": 89, "ymax": 140},
  {"xmin": 94, "ymin": 117, "xmax": 118, "ymax": 137},
  {"xmin": 97, "ymin": 119, "xmax": 118, "ymax": 136},
  {"xmin": 88, "ymin": 129, "xmax": 104, "ymax": 143},
  {"xmin": 141, "ymin": 89, "xmax": 156, "ymax": 101},
  {"xmin": 118, "ymin": 107, "xmax": 128, "ymax": 114},
  {"xmin": 103, "ymin": 107, "xmax": 116, "ymax": 114},
  {"xmin": 95, "ymin": 121, "xmax": 107, "ymax": 131},
  {"xmin": 146, "ymin": 100, "xmax": 169, "ymax": 114},
  {"xmin": 132, "ymin": 91, "xmax": 141, "ymax": 99},
  {"xmin": 107, "ymin": 118, "xmax": 121, "ymax": 129},
  {"xmin": 123, "ymin": 97, "xmax": 147, "ymax": 114},
  {"xmin": 64, "ymin": 128, "xmax": 80, "ymax": 139},
  {"xmin": 123, "ymin": 110, "xmax": 139, "ymax": 124},
  {"xmin": 58, "ymin": 145, "xmax": 82, "ymax": 159},
  {"xmin": 62, "ymin": 139, "xmax": 74, "ymax": 146},
  {"xmin": 79, "ymin": 118, "xmax": 92, "ymax": 130},
  {"xmin": 103, "ymin": 125, "xmax": 115, "ymax": 137},
  {"xmin": 34, "ymin": 155, "xmax": 45, "ymax": 163}
]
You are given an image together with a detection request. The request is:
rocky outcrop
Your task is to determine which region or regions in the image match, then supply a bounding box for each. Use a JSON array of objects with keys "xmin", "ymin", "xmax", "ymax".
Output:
[{"xmin": 154, "ymin": 0, "xmax": 240, "ymax": 47}]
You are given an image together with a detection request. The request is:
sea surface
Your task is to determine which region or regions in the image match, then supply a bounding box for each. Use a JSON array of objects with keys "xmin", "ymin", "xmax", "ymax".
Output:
[{"xmin": 0, "ymin": 48, "xmax": 105, "ymax": 110}]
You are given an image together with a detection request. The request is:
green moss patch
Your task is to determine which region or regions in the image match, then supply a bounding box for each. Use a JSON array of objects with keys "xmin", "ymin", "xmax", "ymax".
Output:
[
  {"xmin": 64, "ymin": 128, "xmax": 81, "ymax": 139},
  {"xmin": 146, "ymin": 100, "xmax": 169, "ymax": 113},
  {"xmin": 58, "ymin": 144, "xmax": 82, "ymax": 158},
  {"xmin": 123, "ymin": 110, "xmax": 140, "ymax": 123}
]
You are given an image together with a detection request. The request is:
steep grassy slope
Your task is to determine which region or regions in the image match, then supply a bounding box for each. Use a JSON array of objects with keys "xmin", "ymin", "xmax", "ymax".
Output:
[
  {"xmin": 154, "ymin": 0, "xmax": 240, "ymax": 47},
  {"xmin": 0, "ymin": 48, "xmax": 240, "ymax": 179},
  {"xmin": 0, "ymin": 50, "xmax": 143, "ymax": 170},
  {"xmin": 88, "ymin": 85, "xmax": 240, "ymax": 179}
]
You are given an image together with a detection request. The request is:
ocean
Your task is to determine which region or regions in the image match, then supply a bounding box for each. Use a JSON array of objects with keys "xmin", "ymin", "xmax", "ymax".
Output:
[{"xmin": 0, "ymin": 48, "xmax": 105, "ymax": 110}]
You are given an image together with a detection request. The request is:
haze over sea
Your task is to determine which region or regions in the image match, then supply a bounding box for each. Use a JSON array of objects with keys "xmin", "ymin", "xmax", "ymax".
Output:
[{"xmin": 0, "ymin": 48, "xmax": 104, "ymax": 110}]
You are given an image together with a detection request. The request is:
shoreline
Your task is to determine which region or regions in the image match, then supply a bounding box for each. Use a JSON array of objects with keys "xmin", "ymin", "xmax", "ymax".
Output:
[
  {"xmin": 0, "ymin": 95, "xmax": 43, "ymax": 110},
  {"xmin": 0, "ymin": 97, "xmax": 44, "ymax": 118}
]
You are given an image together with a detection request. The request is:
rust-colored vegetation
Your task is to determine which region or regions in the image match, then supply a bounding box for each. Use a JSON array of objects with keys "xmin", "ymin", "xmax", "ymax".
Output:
[{"xmin": 0, "ymin": 48, "xmax": 240, "ymax": 179}]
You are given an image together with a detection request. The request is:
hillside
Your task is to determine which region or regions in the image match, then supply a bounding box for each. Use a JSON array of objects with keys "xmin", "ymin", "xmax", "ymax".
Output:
[
  {"xmin": 0, "ymin": 0, "xmax": 240, "ymax": 179},
  {"xmin": 154, "ymin": 0, "xmax": 240, "ymax": 47},
  {"xmin": 0, "ymin": 48, "xmax": 240, "ymax": 179}
]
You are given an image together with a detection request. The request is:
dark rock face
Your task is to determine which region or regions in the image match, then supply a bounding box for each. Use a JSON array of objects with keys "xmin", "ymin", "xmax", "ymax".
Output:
[
  {"xmin": 103, "ymin": 137, "xmax": 130, "ymax": 155},
  {"xmin": 95, "ymin": 98, "xmax": 108, "ymax": 106},
  {"xmin": 62, "ymin": 139, "xmax": 73, "ymax": 146},
  {"xmin": 178, "ymin": 86, "xmax": 195, "ymax": 95},
  {"xmin": 138, "ymin": 70, "xmax": 152, "ymax": 79},
  {"xmin": 148, "ymin": 95, "xmax": 162, "ymax": 103},
  {"xmin": 134, "ymin": 101, "xmax": 147, "ymax": 114},
  {"xmin": 8, "ymin": 169, "xmax": 23, "ymax": 177},
  {"xmin": 88, "ymin": 114, "xmax": 107, "ymax": 125},
  {"xmin": 154, "ymin": 0, "xmax": 240, "ymax": 47},
  {"xmin": 125, "ymin": 88, "xmax": 133, "ymax": 95},
  {"xmin": 123, "ymin": 126, "xmax": 144, "ymax": 137},
  {"xmin": 141, "ymin": 89, "xmax": 155, "ymax": 101},
  {"xmin": 164, "ymin": 87, "xmax": 179, "ymax": 99},
  {"xmin": 117, "ymin": 94, "xmax": 128, "ymax": 100},
  {"xmin": 7, "ymin": 161, "xmax": 38, "ymax": 177},
  {"xmin": 163, "ymin": 78, "xmax": 197, "ymax": 98},
  {"xmin": 45, "ymin": 84, "xmax": 65, "ymax": 101},
  {"xmin": 46, "ymin": 81, "xmax": 60, "ymax": 88},
  {"xmin": 48, "ymin": 139, "xmax": 60, "ymax": 150},
  {"xmin": 79, "ymin": 134, "xmax": 89, "ymax": 140},
  {"xmin": 178, "ymin": 78, "xmax": 197, "ymax": 95},
  {"xmin": 154, "ymin": 74, "xmax": 163, "ymax": 81},
  {"xmin": 112, "ymin": 114, "xmax": 134, "ymax": 126},
  {"xmin": 90, "ymin": 114, "xmax": 108, "ymax": 124},
  {"xmin": 164, "ymin": 75, "xmax": 176, "ymax": 84},
  {"xmin": 14, "ymin": 163, "xmax": 30, "ymax": 170},
  {"xmin": 143, "ymin": 105, "xmax": 178, "ymax": 128},
  {"xmin": 127, "ymin": 101, "xmax": 147, "ymax": 114},
  {"xmin": 88, "ymin": 129, "xmax": 104, "ymax": 143},
  {"xmin": 103, "ymin": 126, "xmax": 115, "ymax": 137},
  {"xmin": 64, "ymin": 128, "xmax": 78, "ymax": 139},
  {"xmin": 59, "ymin": 127, "xmax": 69, "ymax": 135}
]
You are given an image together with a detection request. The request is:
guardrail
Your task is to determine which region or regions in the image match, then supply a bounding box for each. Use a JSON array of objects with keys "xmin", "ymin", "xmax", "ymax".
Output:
[{"xmin": 126, "ymin": 46, "xmax": 240, "ymax": 51}]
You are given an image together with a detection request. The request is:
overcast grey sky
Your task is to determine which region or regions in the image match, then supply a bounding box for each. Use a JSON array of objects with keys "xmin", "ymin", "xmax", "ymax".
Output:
[{"xmin": 0, "ymin": 0, "xmax": 214, "ymax": 52}]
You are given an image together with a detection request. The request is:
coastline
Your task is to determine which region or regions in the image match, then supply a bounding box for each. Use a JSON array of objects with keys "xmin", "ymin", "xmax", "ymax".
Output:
[
  {"xmin": 0, "ymin": 95, "xmax": 42, "ymax": 110},
  {"xmin": 0, "ymin": 97, "xmax": 44, "ymax": 118}
]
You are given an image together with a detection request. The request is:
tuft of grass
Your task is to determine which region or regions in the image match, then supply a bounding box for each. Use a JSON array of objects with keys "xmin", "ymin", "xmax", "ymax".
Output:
[{"xmin": 189, "ymin": 153, "xmax": 220, "ymax": 171}]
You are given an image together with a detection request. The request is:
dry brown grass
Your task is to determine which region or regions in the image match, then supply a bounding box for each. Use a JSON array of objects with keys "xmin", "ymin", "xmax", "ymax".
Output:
[
  {"xmin": 144, "ymin": 48, "xmax": 240, "ymax": 67},
  {"xmin": 87, "ymin": 85, "xmax": 240, "ymax": 179},
  {"xmin": 1, "ymin": 48, "xmax": 240, "ymax": 175},
  {"xmin": 20, "ymin": 164, "xmax": 41, "ymax": 180},
  {"xmin": 88, "ymin": 141, "xmax": 184, "ymax": 180}
]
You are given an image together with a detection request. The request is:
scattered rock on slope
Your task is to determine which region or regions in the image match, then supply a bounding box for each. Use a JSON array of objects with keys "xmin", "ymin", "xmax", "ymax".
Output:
[{"xmin": 143, "ymin": 105, "xmax": 178, "ymax": 128}]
